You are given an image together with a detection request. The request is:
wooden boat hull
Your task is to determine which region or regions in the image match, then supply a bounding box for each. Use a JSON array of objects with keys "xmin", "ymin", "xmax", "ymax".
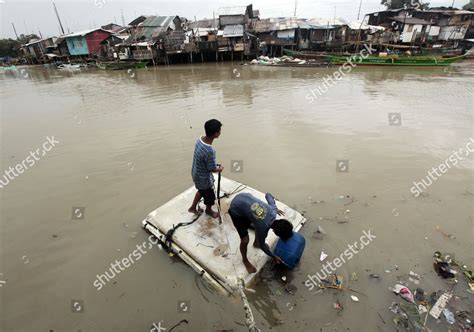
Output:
[{"xmin": 327, "ymin": 54, "xmax": 466, "ymax": 66}]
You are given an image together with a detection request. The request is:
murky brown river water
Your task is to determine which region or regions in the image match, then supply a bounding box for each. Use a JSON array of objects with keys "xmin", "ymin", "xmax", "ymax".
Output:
[{"xmin": 0, "ymin": 62, "xmax": 473, "ymax": 332}]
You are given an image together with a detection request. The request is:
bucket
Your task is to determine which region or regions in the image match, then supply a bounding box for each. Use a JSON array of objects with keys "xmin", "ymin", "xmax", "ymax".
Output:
[{"xmin": 274, "ymin": 232, "xmax": 305, "ymax": 269}]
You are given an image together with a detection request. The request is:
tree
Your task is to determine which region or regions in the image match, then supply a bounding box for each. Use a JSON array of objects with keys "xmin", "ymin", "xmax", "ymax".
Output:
[
  {"xmin": 463, "ymin": 0, "xmax": 474, "ymax": 10},
  {"xmin": 381, "ymin": 0, "xmax": 430, "ymax": 10},
  {"xmin": 0, "ymin": 39, "xmax": 21, "ymax": 57},
  {"xmin": 17, "ymin": 33, "xmax": 40, "ymax": 45}
]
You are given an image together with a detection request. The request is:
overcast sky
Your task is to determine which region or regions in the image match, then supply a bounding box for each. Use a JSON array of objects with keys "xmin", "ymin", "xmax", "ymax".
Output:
[{"xmin": 0, "ymin": 0, "xmax": 469, "ymax": 39}]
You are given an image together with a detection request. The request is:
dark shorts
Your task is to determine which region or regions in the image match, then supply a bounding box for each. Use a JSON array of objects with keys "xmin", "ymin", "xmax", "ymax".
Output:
[
  {"xmin": 198, "ymin": 187, "xmax": 216, "ymax": 206},
  {"xmin": 228, "ymin": 210, "xmax": 252, "ymax": 239}
]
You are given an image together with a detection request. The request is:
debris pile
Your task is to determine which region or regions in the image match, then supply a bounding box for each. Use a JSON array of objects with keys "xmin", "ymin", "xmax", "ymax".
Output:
[
  {"xmin": 387, "ymin": 251, "xmax": 473, "ymax": 331},
  {"xmin": 250, "ymin": 55, "xmax": 307, "ymax": 66}
]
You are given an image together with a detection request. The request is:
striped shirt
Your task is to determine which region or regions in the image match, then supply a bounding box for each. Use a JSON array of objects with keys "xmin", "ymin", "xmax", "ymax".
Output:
[{"xmin": 191, "ymin": 137, "xmax": 217, "ymax": 190}]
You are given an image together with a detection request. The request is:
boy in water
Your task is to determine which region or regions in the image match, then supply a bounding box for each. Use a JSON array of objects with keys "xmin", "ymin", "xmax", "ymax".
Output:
[{"xmin": 188, "ymin": 119, "xmax": 224, "ymax": 218}]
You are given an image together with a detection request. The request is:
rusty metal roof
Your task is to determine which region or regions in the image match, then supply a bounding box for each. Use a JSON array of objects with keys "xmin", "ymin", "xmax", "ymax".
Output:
[{"xmin": 222, "ymin": 24, "xmax": 244, "ymax": 37}]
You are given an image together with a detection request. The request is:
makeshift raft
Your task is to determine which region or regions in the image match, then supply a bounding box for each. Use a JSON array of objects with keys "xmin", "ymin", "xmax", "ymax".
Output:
[{"xmin": 142, "ymin": 176, "xmax": 306, "ymax": 295}]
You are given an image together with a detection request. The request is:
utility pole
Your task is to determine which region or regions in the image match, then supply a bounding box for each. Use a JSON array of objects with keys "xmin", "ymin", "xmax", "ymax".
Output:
[
  {"xmin": 11, "ymin": 22, "xmax": 19, "ymax": 39},
  {"xmin": 334, "ymin": 6, "xmax": 336, "ymax": 24},
  {"xmin": 53, "ymin": 2, "xmax": 65, "ymax": 34},
  {"xmin": 451, "ymin": 0, "xmax": 455, "ymax": 8},
  {"xmin": 357, "ymin": 0, "xmax": 363, "ymax": 20},
  {"xmin": 38, "ymin": 28, "xmax": 43, "ymax": 38},
  {"xmin": 294, "ymin": 0, "xmax": 298, "ymax": 17}
]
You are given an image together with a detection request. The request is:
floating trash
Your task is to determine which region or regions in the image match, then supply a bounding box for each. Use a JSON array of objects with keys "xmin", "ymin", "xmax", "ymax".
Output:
[
  {"xmin": 391, "ymin": 284, "xmax": 415, "ymax": 303},
  {"xmin": 429, "ymin": 292, "xmax": 452, "ymax": 319},
  {"xmin": 351, "ymin": 295, "xmax": 359, "ymax": 302},
  {"xmin": 320, "ymin": 251, "xmax": 328, "ymax": 262},
  {"xmin": 443, "ymin": 308, "xmax": 455, "ymax": 325}
]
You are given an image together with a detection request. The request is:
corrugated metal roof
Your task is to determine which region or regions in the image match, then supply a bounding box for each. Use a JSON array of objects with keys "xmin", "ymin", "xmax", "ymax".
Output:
[
  {"xmin": 424, "ymin": 9, "xmax": 474, "ymax": 15},
  {"xmin": 142, "ymin": 16, "xmax": 176, "ymax": 27},
  {"xmin": 65, "ymin": 28, "xmax": 109, "ymax": 38},
  {"xmin": 255, "ymin": 18, "xmax": 301, "ymax": 32},
  {"xmin": 307, "ymin": 18, "xmax": 347, "ymax": 28},
  {"xmin": 390, "ymin": 16, "xmax": 432, "ymax": 25},
  {"xmin": 255, "ymin": 17, "xmax": 345, "ymax": 32},
  {"xmin": 188, "ymin": 19, "xmax": 217, "ymax": 29},
  {"xmin": 217, "ymin": 6, "xmax": 248, "ymax": 16},
  {"xmin": 347, "ymin": 20, "xmax": 385, "ymax": 32},
  {"xmin": 222, "ymin": 24, "xmax": 244, "ymax": 37}
]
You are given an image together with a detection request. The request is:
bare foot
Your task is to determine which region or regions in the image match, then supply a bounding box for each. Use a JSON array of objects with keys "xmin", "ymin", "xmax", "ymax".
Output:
[
  {"xmin": 188, "ymin": 207, "xmax": 203, "ymax": 215},
  {"xmin": 205, "ymin": 209, "xmax": 219, "ymax": 219},
  {"xmin": 244, "ymin": 260, "xmax": 257, "ymax": 274}
]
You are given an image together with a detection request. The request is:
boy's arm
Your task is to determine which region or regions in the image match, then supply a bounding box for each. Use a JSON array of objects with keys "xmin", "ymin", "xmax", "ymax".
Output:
[
  {"xmin": 256, "ymin": 228, "xmax": 274, "ymax": 258},
  {"xmin": 206, "ymin": 150, "xmax": 223, "ymax": 173},
  {"xmin": 266, "ymin": 193, "xmax": 285, "ymax": 216}
]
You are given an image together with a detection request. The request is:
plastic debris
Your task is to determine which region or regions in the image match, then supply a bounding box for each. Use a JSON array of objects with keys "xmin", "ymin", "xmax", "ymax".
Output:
[
  {"xmin": 350, "ymin": 272, "xmax": 358, "ymax": 281},
  {"xmin": 409, "ymin": 271, "xmax": 421, "ymax": 285},
  {"xmin": 369, "ymin": 273, "xmax": 380, "ymax": 279},
  {"xmin": 414, "ymin": 288, "xmax": 425, "ymax": 302},
  {"xmin": 316, "ymin": 226, "xmax": 326, "ymax": 235},
  {"xmin": 429, "ymin": 292, "xmax": 452, "ymax": 319},
  {"xmin": 385, "ymin": 269, "xmax": 391, "ymax": 273},
  {"xmin": 320, "ymin": 251, "xmax": 328, "ymax": 262},
  {"xmin": 443, "ymin": 308, "xmax": 455, "ymax": 325},
  {"xmin": 418, "ymin": 305, "xmax": 428, "ymax": 314},
  {"xmin": 281, "ymin": 276, "xmax": 287, "ymax": 282},
  {"xmin": 391, "ymin": 284, "xmax": 415, "ymax": 303},
  {"xmin": 434, "ymin": 261, "xmax": 457, "ymax": 279},
  {"xmin": 436, "ymin": 225, "xmax": 456, "ymax": 239},
  {"xmin": 334, "ymin": 300, "xmax": 343, "ymax": 312},
  {"xmin": 351, "ymin": 295, "xmax": 359, "ymax": 302}
]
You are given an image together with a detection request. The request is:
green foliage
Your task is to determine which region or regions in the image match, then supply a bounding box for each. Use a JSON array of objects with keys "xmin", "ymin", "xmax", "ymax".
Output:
[
  {"xmin": 0, "ymin": 39, "xmax": 20, "ymax": 57},
  {"xmin": 0, "ymin": 34, "xmax": 40, "ymax": 58},
  {"xmin": 381, "ymin": 0, "xmax": 430, "ymax": 10},
  {"xmin": 463, "ymin": 0, "xmax": 474, "ymax": 10}
]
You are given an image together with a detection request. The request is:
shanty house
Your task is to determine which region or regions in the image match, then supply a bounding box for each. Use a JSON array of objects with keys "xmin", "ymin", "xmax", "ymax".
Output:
[
  {"xmin": 120, "ymin": 15, "xmax": 184, "ymax": 62},
  {"xmin": 64, "ymin": 29, "xmax": 112, "ymax": 56},
  {"xmin": 414, "ymin": 9, "xmax": 474, "ymax": 41},
  {"xmin": 255, "ymin": 18, "xmax": 311, "ymax": 54},
  {"xmin": 307, "ymin": 18, "xmax": 348, "ymax": 49},
  {"xmin": 218, "ymin": 5, "xmax": 254, "ymax": 29},
  {"xmin": 388, "ymin": 16, "xmax": 433, "ymax": 43}
]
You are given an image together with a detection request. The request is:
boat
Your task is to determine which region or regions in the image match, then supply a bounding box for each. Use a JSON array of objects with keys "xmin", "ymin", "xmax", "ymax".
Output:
[
  {"xmin": 141, "ymin": 175, "xmax": 306, "ymax": 295},
  {"xmin": 327, "ymin": 54, "xmax": 467, "ymax": 66},
  {"xmin": 420, "ymin": 47, "xmax": 464, "ymax": 57},
  {"xmin": 0, "ymin": 65, "xmax": 17, "ymax": 71},
  {"xmin": 283, "ymin": 48, "xmax": 333, "ymax": 60},
  {"xmin": 97, "ymin": 61, "xmax": 148, "ymax": 70}
]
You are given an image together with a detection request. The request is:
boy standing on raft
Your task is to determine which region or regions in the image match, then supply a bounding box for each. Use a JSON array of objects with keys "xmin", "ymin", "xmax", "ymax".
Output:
[{"xmin": 188, "ymin": 119, "xmax": 224, "ymax": 218}]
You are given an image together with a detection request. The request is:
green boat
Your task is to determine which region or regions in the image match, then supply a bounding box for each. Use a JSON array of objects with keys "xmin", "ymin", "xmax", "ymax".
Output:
[
  {"xmin": 327, "ymin": 54, "xmax": 466, "ymax": 66},
  {"xmin": 97, "ymin": 61, "xmax": 148, "ymax": 70}
]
